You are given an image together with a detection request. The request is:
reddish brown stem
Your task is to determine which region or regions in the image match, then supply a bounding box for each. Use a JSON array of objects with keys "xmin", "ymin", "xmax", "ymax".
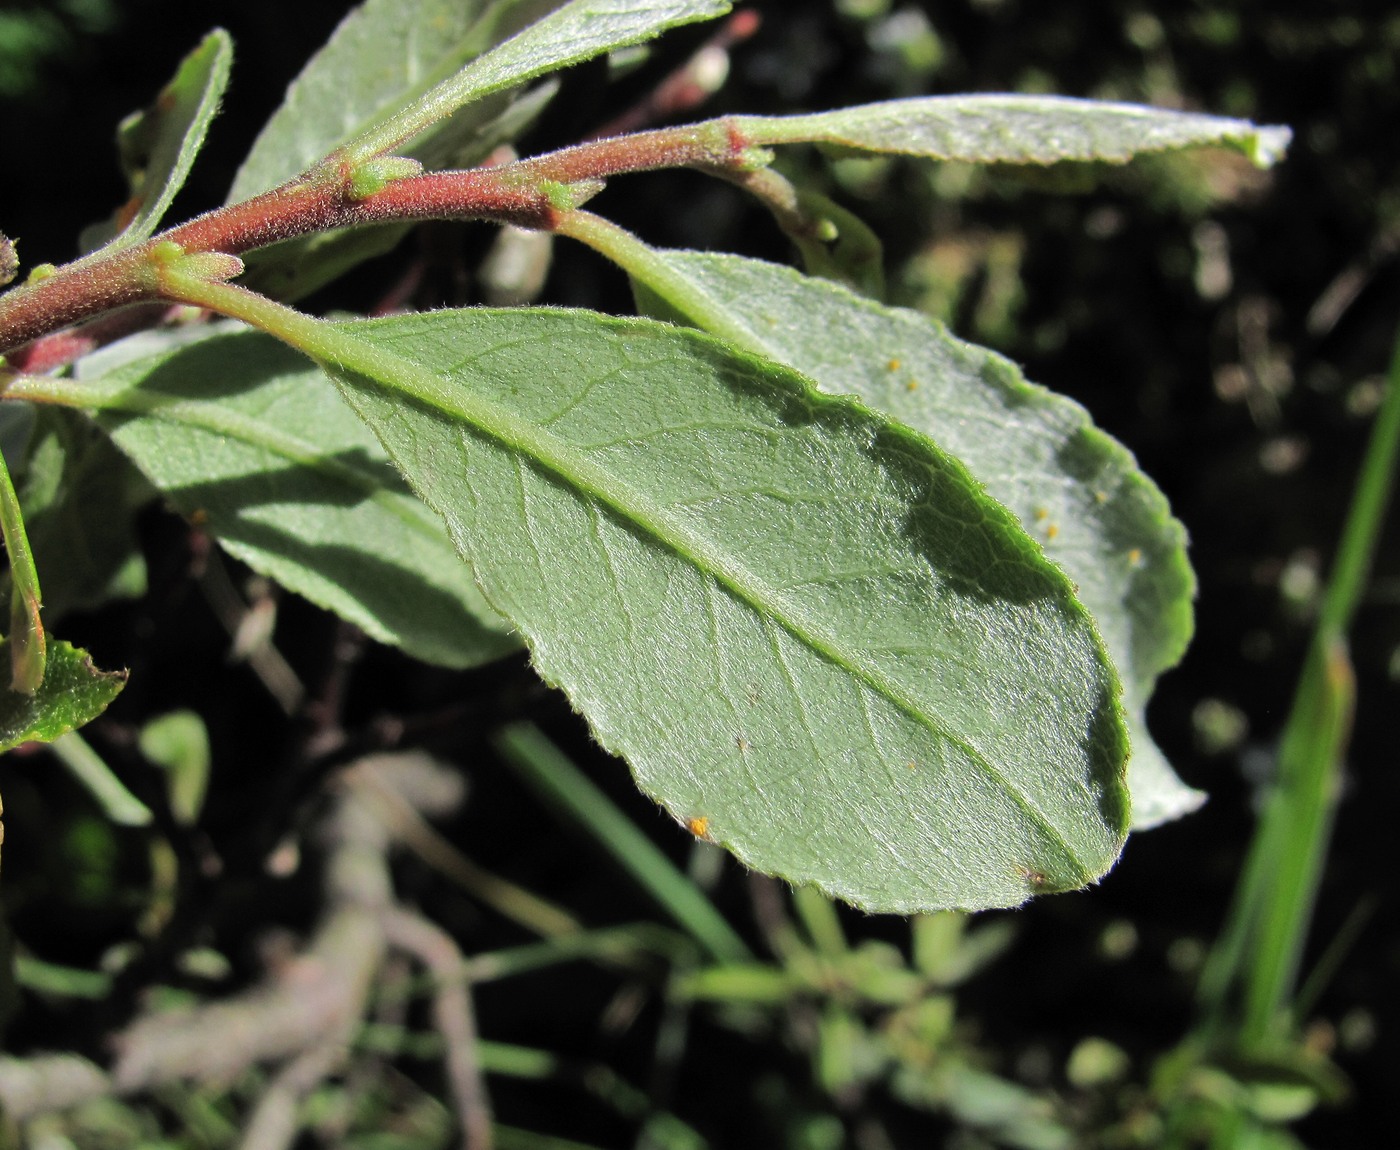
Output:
[{"xmin": 0, "ymin": 119, "xmax": 762, "ymax": 361}]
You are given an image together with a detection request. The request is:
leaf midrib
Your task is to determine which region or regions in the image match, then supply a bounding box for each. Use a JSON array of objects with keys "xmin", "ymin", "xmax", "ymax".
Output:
[{"xmin": 324, "ymin": 315, "xmax": 1091, "ymax": 876}]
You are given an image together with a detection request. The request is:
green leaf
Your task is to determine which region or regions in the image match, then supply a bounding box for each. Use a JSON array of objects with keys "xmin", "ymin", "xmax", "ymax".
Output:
[
  {"xmin": 314, "ymin": 308, "xmax": 1129, "ymax": 912},
  {"xmin": 111, "ymin": 29, "xmax": 233, "ymax": 244},
  {"xmin": 138, "ymin": 710, "xmax": 211, "ymax": 826},
  {"xmin": 9, "ymin": 327, "xmax": 518, "ymax": 670},
  {"xmin": 341, "ymin": 0, "xmax": 733, "ymax": 162},
  {"xmin": 630, "ymin": 250, "xmax": 1200, "ymax": 827},
  {"xmin": 15, "ymin": 408, "xmax": 149, "ymax": 618},
  {"xmin": 0, "ymin": 640, "xmax": 127, "ymax": 752},
  {"xmin": 228, "ymin": 0, "xmax": 569, "ymax": 203},
  {"xmin": 740, "ymin": 94, "xmax": 1290, "ymax": 167},
  {"xmin": 48, "ymin": 731, "xmax": 153, "ymax": 827}
]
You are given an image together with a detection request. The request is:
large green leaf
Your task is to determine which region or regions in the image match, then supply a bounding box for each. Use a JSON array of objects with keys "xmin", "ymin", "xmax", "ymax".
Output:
[
  {"xmin": 630, "ymin": 251, "xmax": 1199, "ymax": 826},
  {"xmin": 739, "ymin": 94, "xmax": 1290, "ymax": 166},
  {"xmin": 110, "ymin": 30, "xmax": 233, "ymax": 245},
  {"xmin": 7, "ymin": 328, "xmax": 518, "ymax": 670},
  {"xmin": 312, "ymin": 308, "xmax": 1129, "ymax": 912},
  {"xmin": 0, "ymin": 640, "xmax": 127, "ymax": 753}
]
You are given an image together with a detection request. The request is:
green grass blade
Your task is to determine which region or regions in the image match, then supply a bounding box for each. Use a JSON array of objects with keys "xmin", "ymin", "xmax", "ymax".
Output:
[{"xmin": 494, "ymin": 722, "xmax": 751, "ymax": 964}]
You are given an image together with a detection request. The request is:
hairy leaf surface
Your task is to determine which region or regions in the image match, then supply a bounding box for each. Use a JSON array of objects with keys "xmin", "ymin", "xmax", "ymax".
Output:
[
  {"xmin": 346, "ymin": 0, "xmax": 732, "ymax": 159},
  {"xmin": 109, "ymin": 29, "xmax": 233, "ymax": 245},
  {"xmin": 740, "ymin": 95, "xmax": 1289, "ymax": 166},
  {"xmin": 9, "ymin": 330, "xmax": 517, "ymax": 669},
  {"xmin": 318, "ymin": 308, "xmax": 1130, "ymax": 911},
  {"xmin": 229, "ymin": 0, "xmax": 564, "ymax": 202},
  {"xmin": 0, "ymin": 641, "xmax": 127, "ymax": 753},
  {"xmin": 633, "ymin": 251, "xmax": 1199, "ymax": 825}
]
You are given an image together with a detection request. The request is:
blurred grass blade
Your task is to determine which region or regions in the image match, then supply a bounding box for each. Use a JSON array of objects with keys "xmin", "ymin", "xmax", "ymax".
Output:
[
  {"xmin": 463, "ymin": 923, "xmax": 688, "ymax": 983},
  {"xmin": 1199, "ymin": 318, "xmax": 1400, "ymax": 1049},
  {"xmin": 494, "ymin": 722, "xmax": 750, "ymax": 963},
  {"xmin": 14, "ymin": 955, "xmax": 111, "ymax": 1000},
  {"xmin": 138, "ymin": 710, "xmax": 211, "ymax": 826},
  {"xmin": 49, "ymin": 732, "xmax": 152, "ymax": 827}
]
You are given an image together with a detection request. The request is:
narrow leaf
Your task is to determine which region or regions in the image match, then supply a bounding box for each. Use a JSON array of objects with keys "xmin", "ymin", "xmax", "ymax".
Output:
[
  {"xmin": 0, "ymin": 640, "xmax": 127, "ymax": 753},
  {"xmin": 228, "ymin": 0, "xmax": 568, "ymax": 202},
  {"xmin": 112, "ymin": 30, "xmax": 233, "ymax": 244},
  {"xmin": 494, "ymin": 721, "xmax": 750, "ymax": 962},
  {"xmin": 342, "ymin": 0, "xmax": 733, "ymax": 162},
  {"xmin": 314, "ymin": 308, "xmax": 1129, "ymax": 912},
  {"xmin": 630, "ymin": 249, "xmax": 1200, "ymax": 826},
  {"xmin": 739, "ymin": 94, "xmax": 1290, "ymax": 167},
  {"xmin": 7, "ymin": 328, "xmax": 519, "ymax": 670}
]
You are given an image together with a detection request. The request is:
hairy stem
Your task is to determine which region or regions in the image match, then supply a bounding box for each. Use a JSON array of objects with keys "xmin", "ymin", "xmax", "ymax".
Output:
[{"xmin": 0, "ymin": 117, "xmax": 768, "ymax": 360}]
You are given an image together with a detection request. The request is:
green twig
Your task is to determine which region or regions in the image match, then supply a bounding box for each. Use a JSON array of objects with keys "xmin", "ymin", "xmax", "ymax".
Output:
[{"xmin": 0, "ymin": 445, "xmax": 45, "ymax": 694}]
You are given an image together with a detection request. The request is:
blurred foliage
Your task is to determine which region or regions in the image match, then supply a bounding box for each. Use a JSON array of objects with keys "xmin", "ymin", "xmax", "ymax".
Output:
[{"xmin": 0, "ymin": 0, "xmax": 122, "ymax": 99}]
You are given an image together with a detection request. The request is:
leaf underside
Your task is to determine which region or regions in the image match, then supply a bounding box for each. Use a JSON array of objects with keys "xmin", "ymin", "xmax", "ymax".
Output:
[
  {"xmin": 319, "ymin": 307, "xmax": 1130, "ymax": 912},
  {"xmin": 40, "ymin": 327, "xmax": 518, "ymax": 670},
  {"xmin": 632, "ymin": 250, "xmax": 1200, "ymax": 827},
  {"xmin": 743, "ymin": 94, "xmax": 1291, "ymax": 167}
]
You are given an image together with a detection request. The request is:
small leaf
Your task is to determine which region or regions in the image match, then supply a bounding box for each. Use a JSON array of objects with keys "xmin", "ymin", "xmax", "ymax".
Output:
[
  {"xmin": 111, "ymin": 30, "xmax": 233, "ymax": 244},
  {"xmin": 0, "ymin": 640, "xmax": 127, "ymax": 753},
  {"xmin": 740, "ymin": 94, "xmax": 1290, "ymax": 167},
  {"xmin": 9, "ymin": 327, "xmax": 518, "ymax": 670},
  {"xmin": 342, "ymin": 0, "xmax": 733, "ymax": 162},
  {"xmin": 138, "ymin": 710, "xmax": 211, "ymax": 826},
  {"xmin": 311, "ymin": 308, "xmax": 1129, "ymax": 912},
  {"xmin": 228, "ymin": 0, "xmax": 568, "ymax": 202},
  {"xmin": 631, "ymin": 250, "xmax": 1201, "ymax": 827}
]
